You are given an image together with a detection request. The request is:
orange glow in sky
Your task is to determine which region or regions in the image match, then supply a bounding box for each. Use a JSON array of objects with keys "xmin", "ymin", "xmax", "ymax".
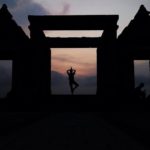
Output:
[{"xmin": 51, "ymin": 48, "xmax": 96, "ymax": 77}]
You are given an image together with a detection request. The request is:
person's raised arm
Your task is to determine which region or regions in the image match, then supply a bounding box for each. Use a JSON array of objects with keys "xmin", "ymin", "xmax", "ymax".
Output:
[
  {"xmin": 73, "ymin": 69, "xmax": 76, "ymax": 74},
  {"xmin": 67, "ymin": 69, "xmax": 70, "ymax": 75}
]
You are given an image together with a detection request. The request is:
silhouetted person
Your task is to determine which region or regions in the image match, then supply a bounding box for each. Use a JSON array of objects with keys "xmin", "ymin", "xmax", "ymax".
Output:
[
  {"xmin": 67, "ymin": 67, "xmax": 79, "ymax": 95},
  {"xmin": 134, "ymin": 82, "xmax": 146, "ymax": 101}
]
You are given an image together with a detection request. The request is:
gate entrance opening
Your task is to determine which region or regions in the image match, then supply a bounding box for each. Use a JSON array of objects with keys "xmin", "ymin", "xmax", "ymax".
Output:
[{"xmin": 51, "ymin": 48, "xmax": 97, "ymax": 95}]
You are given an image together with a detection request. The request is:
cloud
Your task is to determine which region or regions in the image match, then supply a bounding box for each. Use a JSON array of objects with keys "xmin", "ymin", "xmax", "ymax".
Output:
[
  {"xmin": 32, "ymin": 0, "xmax": 70, "ymax": 15},
  {"xmin": 53, "ymin": 55, "xmax": 95, "ymax": 68},
  {"xmin": 0, "ymin": 0, "xmax": 70, "ymax": 36},
  {"xmin": 0, "ymin": 0, "xmax": 49, "ymax": 36},
  {"xmin": 0, "ymin": 0, "xmax": 17, "ymax": 8},
  {"xmin": 61, "ymin": 3, "xmax": 70, "ymax": 15}
]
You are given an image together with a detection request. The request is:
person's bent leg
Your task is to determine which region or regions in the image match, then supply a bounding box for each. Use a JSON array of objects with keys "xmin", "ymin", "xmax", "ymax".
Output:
[{"xmin": 73, "ymin": 81, "xmax": 79, "ymax": 90}]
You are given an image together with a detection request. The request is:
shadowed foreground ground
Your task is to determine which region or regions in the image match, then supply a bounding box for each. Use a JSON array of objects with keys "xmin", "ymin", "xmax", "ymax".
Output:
[{"xmin": 2, "ymin": 112, "xmax": 150, "ymax": 150}]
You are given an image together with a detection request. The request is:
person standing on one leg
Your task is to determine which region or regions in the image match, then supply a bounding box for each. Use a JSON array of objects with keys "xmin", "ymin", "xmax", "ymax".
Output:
[{"xmin": 67, "ymin": 67, "xmax": 79, "ymax": 95}]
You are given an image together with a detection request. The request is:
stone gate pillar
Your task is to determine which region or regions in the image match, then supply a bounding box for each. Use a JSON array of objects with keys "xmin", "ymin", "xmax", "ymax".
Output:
[
  {"xmin": 97, "ymin": 25, "xmax": 118, "ymax": 99},
  {"xmin": 29, "ymin": 25, "xmax": 51, "ymax": 99}
]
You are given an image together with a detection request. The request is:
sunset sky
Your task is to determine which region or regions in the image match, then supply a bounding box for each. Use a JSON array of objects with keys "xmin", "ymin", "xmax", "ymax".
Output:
[
  {"xmin": 0, "ymin": 0, "xmax": 150, "ymax": 95},
  {"xmin": 1, "ymin": 0, "xmax": 150, "ymax": 35},
  {"xmin": 51, "ymin": 48, "xmax": 96, "ymax": 77}
]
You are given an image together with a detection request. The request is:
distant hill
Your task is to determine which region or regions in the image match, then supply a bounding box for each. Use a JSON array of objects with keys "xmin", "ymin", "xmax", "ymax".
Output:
[{"xmin": 51, "ymin": 71, "xmax": 96, "ymax": 95}]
